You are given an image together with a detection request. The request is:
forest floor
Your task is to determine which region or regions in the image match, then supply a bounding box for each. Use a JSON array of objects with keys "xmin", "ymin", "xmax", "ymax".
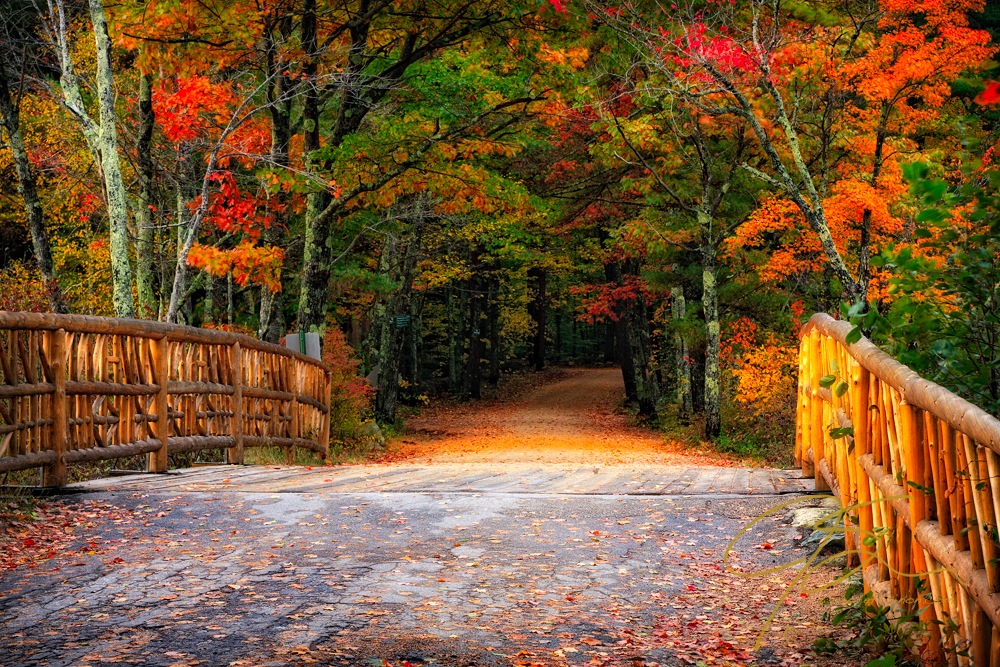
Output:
[
  {"xmin": 387, "ymin": 367, "xmax": 731, "ymax": 467},
  {"xmin": 0, "ymin": 368, "xmax": 869, "ymax": 667}
]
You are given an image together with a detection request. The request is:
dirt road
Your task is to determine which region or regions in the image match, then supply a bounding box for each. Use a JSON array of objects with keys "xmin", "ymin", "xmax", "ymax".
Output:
[{"xmin": 392, "ymin": 367, "xmax": 730, "ymax": 466}]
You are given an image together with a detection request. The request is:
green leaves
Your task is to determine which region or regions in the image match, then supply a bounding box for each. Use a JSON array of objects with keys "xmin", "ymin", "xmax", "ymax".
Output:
[
  {"xmin": 819, "ymin": 375, "xmax": 836, "ymax": 388},
  {"xmin": 829, "ymin": 426, "xmax": 854, "ymax": 440}
]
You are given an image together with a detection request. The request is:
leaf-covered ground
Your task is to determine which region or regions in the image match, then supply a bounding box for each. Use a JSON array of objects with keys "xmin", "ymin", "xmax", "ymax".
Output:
[
  {"xmin": 389, "ymin": 368, "xmax": 731, "ymax": 467},
  {"xmin": 0, "ymin": 368, "xmax": 860, "ymax": 666},
  {"xmin": 2, "ymin": 490, "xmax": 857, "ymax": 667}
]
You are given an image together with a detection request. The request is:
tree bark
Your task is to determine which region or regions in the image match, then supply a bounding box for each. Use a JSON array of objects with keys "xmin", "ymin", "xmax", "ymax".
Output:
[
  {"xmin": 671, "ymin": 286, "xmax": 693, "ymax": 424},
  {"xmin": 135, "ymin": 70, "xmax": 157, "ymax": 319},
  {"xmin": 487, "ymin": 274, "xmax": 501, "ymax": 386},
  {"xmin": 466, "ymin": 272, "xmax": 483, "ymax": 400},
  {"xmin": 295, "ymin": 0, "xmax": 332, "ymax": 332},
  {"xmin": 89, "ymin": 0, "xmax": 135, "ymax": 318},
  {"xmin": 701, "ymin": 243, "xmax": 721, "ymax": 439},
  {"xmin": 375, "ymin": 230, "xmax": 421, "ymax": 423},
  {"xmin": 258, "ymin": 18, "xmax": 292, "ymax": 342},
  {"xmin": 528, "ymin": 267, "xmax": 546, "ymax": 371},
  {"xmin": 0, "ymin": 60, "xmax": 66, "ymax": 313}
]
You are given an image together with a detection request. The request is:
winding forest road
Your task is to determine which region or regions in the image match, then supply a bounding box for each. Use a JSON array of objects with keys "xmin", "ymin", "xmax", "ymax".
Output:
[{"xmin": 0, "ymin": 368, "xmax": 847, "ymax": 667}]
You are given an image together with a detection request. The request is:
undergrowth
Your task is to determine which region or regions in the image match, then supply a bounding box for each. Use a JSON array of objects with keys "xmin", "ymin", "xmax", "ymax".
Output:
[{"xmin": 814, "ymin": 578, "xmax": 925, "ymax": 667}]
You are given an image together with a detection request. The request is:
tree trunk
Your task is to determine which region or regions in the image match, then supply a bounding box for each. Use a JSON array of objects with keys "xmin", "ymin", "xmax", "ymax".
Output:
[
  {"xmin": 528, "ymin": 267, "xmax": 546, "ymax": 371},
  {"xmin": 466, "ymin": 273, "xmax": 483, "ymax": 400},
  {"xmin": 487, "ymin": 275, "xmax": 501, "ymax": 386},
  {"xmin": 296, "ymin": 0, "xmax": 332, "ymax": 332},
  {"xmin": 671, "ymin": 286, "xmax": 693, "ymax": 424},
  {"xmin": 258, "ymin": 21, "xmax": 293, "ymax": 341},
  {"xmin": 605, "ymin": 262, "xmax": 638, "ymax": 403},
  {"xmin": 89, "ymin": 0, "xmax": 135, "ymax": 318},
  {"xmin": 447, "ymin": 287, "xmax": 460, "ymax": 392},
  {"xmin": 0, "ymin": 60, "xmax": 66, "ymax": 313},
  {"xmin": 701, "ymin": 243, "xmax": 721, "ymax": 440},
  {"xmin": 135, "ymin": 70, "xmax": 157, "ymax": 319},
  {"xmin": 375, "ymin": 230, "xmax": 421, "ymax": 423}
]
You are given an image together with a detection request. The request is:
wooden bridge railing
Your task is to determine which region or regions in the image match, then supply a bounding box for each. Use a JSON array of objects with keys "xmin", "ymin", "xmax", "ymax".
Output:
[
  {"xmin": 798, "ymin": 313, "xmax": 1000, "ymax": 665},
  {"xmin": 0, "ymin": 312, "xmax": 332, "ymax": 487}
]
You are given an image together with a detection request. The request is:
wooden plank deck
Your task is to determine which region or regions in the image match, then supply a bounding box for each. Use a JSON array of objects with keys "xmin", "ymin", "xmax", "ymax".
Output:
[{"xmin": 70, "ymin": 463, "xmax": 816, "ymax": 496}]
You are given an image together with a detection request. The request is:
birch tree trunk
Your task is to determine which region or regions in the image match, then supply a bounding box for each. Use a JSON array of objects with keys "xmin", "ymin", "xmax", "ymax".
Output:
[
  {"xmin": 0, "ymin": 61, "xmax": 67, "ymax": 313},
  {"xmin": 89, "ymin": 0, "xmax": 135, "ymax": 318}
]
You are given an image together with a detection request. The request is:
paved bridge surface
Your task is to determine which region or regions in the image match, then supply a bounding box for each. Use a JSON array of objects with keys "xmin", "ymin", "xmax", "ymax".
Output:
[
  {"xmin": 0, "ymin": 463, "xmax": 834, "ymax": 667},
  {"xmin": 72, "ymin": 462, "xmax": 813, "ymax": 496},
  {"xmin": 1, "ymin": 368, "xmax": 846, "ymax": 667}
]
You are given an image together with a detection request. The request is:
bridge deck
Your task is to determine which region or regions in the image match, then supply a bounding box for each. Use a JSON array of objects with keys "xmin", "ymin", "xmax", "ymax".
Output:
[{"xmin": 70, "ymin": 462, "xmax": 815, "ymax": 495}]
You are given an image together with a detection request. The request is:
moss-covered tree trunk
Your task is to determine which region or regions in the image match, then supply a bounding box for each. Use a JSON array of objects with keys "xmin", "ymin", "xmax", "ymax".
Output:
[
  {"xmin": 90, "ymin": 0, "xmax": 135, "ymax": 318},
  {"xmin": 701, "ymin": 235, "xmax": 721, "ymax": 439},
  {"xmin": 671, "ymin": 286, "xmax": 693, "ymax": 424}
]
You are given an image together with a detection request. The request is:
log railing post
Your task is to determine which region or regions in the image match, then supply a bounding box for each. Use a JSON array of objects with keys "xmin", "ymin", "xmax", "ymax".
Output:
[
  {"xmin": 286, "ymin": 359, "xmax": 298, "ymax": 465},
  {"xmin": 148, "ymin": 335, "xmax": 169, "ymax": 473},
  {"xmin": 228, "ymin": 342, "xmax": 244, "ymax": 465},
  {"xmin": 42, "ymin": 329, "xmax": 67, "ymax": 487}
]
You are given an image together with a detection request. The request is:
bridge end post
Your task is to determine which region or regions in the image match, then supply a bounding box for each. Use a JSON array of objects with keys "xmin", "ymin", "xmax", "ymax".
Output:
[
  {"xmin": 148, "ymin": 336, "xmax": 169, "ymax": 473},
  {"xmin": 42, "ymin": 329, "xmax": 67, "ymax": 488}
]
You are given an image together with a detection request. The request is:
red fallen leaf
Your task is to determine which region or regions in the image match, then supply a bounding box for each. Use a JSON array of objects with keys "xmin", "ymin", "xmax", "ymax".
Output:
[
  {"xmin": 757, "ymin": 542, "xmax": 773, "ymax": 550},
  {"xmin": 22, "ymin": 539, "xmax": 35, "ymax": 547},
  {"xmin": 104, "ymin": 557, "xmax": 125, "ymax": 564},
  {"xmin": 565, "ymin": 595, "xmax": 574, "ymax": 601},
  {"xmin": 687, "ymin": 585, "xmax": 696, "ymax": 591}
]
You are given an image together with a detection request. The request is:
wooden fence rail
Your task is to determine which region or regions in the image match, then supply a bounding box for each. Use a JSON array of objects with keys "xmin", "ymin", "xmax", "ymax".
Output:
[
  {"xmin": 798, "ymin": 313, "xmax": 1000, "ymax": 666},
  {"xmin": 0, "ymin": 312, "xmax": 332, "ymax": 486}
]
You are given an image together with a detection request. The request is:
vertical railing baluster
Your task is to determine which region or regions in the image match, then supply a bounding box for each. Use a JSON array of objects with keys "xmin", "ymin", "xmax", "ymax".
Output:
[
  {"xmin": 228, "ymin": 342, "xmax": 244, "ymax": 465},
  {"xmin": 149, "ymin": 335, "xmax": 169, "ymax": 473},
  {"xmin": 43, "ymin": 329, "xmax": 67, "ymax": 487}
]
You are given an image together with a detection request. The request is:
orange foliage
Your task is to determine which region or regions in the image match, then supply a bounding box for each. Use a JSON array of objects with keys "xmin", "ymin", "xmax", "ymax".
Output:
[
  {"xmin": 728, "ymin": 179, "xmax": 902, "ymax": 294},
  {"xmin": 729, "ymin": 333, "xmax": 798, "ymax": 419},
  {"xmin": 186, "ymin": 242, "xmax": 284, "ymax": 292}
]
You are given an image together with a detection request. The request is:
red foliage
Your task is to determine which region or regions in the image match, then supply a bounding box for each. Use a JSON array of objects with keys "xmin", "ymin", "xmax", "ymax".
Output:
[
  {"xmin": 322, "ymin": 327, "xmax": 372, "ymax": 420},
  {"xmin": 977, "ymin": 81, "xmax": 1000, "ymax": 105},
  {"xmin": 546, "ymin": 0, "xmax": 568, "ymax": 12},
  {"xmin": 571, "ymin": 276, "xmax": 653, "ymax": 323},
  {"xmin": 199, "ymin": 171, "xmax": 276, "ymax": 239},
  {"xmin": 153, "ymin": 76, "xmax": 237, "ymax": 144},
  {"xmin": 673, "ymin": 23, "xmax": 756, "ymax": 74}
]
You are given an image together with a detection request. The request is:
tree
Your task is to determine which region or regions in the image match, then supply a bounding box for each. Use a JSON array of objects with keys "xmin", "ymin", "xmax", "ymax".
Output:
[
  {"xmin": 0, "ymin": 3, "xmax": 67, "ymax": 312},
  {"xmin": 40, "ymin": 0, "xmax": 136, "ymax": 317}
]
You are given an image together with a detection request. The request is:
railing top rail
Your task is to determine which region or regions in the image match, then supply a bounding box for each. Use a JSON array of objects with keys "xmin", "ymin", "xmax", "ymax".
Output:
[
  {"xmin": 0, "ymin": 311, "xmax": 329, "ymax": 372},
  {"xmin": 802, "ymin": 312, "xmax": 1000, "ymax": 451}
]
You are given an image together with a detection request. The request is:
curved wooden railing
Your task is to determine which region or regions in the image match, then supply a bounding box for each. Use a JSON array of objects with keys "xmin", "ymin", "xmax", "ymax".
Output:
[
  {"xmin": 0, "ymin": 312, "xmax": 331, "ymax": 487},
  {"xmin": 798, "ymin": 313, "xmax": 1000, "ymax": 665}
]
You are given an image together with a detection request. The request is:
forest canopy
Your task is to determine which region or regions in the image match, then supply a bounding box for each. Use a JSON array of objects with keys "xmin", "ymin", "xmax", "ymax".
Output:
[{"xmin": 2, "ymin": 0, "xmax": 999, "ymax": 451}]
